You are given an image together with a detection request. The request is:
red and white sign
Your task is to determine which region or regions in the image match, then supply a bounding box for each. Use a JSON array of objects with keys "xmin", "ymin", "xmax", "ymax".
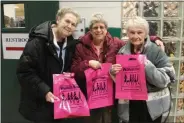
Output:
[{"xmin": 2, "ymin": 33, "xmax": 29, "ymax": 59}]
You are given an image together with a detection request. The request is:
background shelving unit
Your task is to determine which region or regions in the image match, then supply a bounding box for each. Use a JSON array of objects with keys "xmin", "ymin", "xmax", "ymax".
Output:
[{"xmin": 121, "ymin": 1, "xmax": 184, "ymax": 123}]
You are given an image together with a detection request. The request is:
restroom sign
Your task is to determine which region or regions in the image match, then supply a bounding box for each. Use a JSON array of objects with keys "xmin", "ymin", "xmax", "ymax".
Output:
[{"xmin": 2, "ymin": 33, "xmax": 29, "ymax": 59}]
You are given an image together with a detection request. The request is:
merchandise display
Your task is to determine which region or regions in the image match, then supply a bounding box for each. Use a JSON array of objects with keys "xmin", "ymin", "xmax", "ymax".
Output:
[{"xmin": 121, "ymin": 1, "xmax": 184, "ymax": 122}]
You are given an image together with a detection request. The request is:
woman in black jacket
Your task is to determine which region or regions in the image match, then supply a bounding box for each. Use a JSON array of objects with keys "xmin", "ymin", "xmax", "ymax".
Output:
[{"xmin": 16, "ymin": 8, "xmax": 81, "ymax": 123}]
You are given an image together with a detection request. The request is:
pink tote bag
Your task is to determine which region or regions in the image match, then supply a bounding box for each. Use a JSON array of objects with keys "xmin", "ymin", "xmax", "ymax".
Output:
[
  {"xmin": 53, "ymin": 73, "xmax": 90, "ymax": 119},
  {"xmin": 85, "ymin": 63, "xmax": 113, "ymax": 109},
  {"xmin": 116, "ymin": 55, "xmax": 148, "ymax": 100}
]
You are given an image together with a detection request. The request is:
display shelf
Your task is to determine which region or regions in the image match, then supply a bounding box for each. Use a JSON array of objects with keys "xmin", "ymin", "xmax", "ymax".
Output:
[{"xmin": 121, "ymin": 1, "xmax": 184, "ymax": 121}]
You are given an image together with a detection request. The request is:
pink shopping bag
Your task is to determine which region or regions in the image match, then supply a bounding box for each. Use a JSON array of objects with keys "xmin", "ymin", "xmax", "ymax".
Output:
[
  {"xmin": 53, "ymin": 73, "xmax": 90, "ymax": 119},
  {"xmin": 85, "ymin": 63, "xmax": 113, "ymax": 109},
  {"xmin": 116, "ymin": 55, "xmax": 148, "ymax": 100}
]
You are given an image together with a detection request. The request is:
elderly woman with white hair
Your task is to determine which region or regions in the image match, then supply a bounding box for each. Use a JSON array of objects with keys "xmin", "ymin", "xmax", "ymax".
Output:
[{"xmin": 110, "ymin": 16, "xmax": 175, "ymax": 123}]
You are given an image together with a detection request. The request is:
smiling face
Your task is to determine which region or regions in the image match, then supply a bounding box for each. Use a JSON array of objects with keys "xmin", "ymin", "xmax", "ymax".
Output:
[
  {"xmin": 56, "ymin": 13, "xmax": 77, "ymax": 38},
  {"xmin": 90, "ymin": 22, "xmax": 107, "ymax": 41},
  {"xmin": 125, "ymin": 17, "xmax": 149, "ymax": 47},
  {"xmin": 127, "ymin": 26, "xmax": 147, "ymax": 46}
]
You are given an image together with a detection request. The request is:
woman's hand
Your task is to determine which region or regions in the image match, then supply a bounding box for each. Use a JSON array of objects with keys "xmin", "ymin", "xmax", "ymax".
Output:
[
  {"xmin": 45, "ymin": 92, "xmax": 60, "ymax": 103},
  {"xmin": 89, "ymin": 60, "xmax": 101, "ymax": 69},
  {"xmin": 155, "ymin": 40, "xmax": 165, "ymax": 51},
  {"xmin": 110, "ymin": 64, "xmax": 122, "ymax": 76}
]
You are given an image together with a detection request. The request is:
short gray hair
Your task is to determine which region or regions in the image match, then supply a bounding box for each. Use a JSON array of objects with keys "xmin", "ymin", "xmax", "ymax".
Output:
[
  {"xmin": 56, "ymin": 8, "xmax": 81, "ymax": 25},
  {"xmin": 125, "ymin": 16, "xmax": 149, "ymax": 35},
  {"xmin": 89, "ymin": 13, "xmax": 108, "ymax": 29}
]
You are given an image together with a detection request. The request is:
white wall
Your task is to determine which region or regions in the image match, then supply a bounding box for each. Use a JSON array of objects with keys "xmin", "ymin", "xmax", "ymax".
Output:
[{"xmin": 59, "ymin": 2, "xmax": 121, "ymax": 28}]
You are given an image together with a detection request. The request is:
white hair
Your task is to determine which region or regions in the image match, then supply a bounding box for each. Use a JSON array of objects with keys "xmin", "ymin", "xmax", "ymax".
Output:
[
  {"xmin": 125, "ymin": 16, "xmax": 149, "ymax": 35},
  {"xmin": 56, "ymin": 8, "xmax": 81, "ymax": 25},
  {"xmin": 89, "ymin": 13, "xmax": 108, "ymax": 29}
]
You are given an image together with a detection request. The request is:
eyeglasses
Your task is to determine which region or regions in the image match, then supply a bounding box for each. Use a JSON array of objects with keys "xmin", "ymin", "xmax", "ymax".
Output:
[{"xmin": 92, "ymin": 26, "xmax": 106, "ymax": 30}]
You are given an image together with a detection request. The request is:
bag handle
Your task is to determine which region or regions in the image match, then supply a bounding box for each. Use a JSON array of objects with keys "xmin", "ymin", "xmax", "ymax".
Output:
[{"xmin": 128, "ymin": 57, "xmax": 137, "ymax": 61}]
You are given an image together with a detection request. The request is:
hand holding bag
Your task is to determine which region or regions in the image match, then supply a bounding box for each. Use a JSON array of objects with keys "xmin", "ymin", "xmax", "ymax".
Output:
[
  {"xmin": 53, "ymin": 73, "xmax": 90, "ymax": 119},
  {"xmin": 85, "ymin": 63, "xmax": 113, "ymax": 109},
  {"xmin": 116, "ymin": 55, "xmax": 148, "ymax": 100}
]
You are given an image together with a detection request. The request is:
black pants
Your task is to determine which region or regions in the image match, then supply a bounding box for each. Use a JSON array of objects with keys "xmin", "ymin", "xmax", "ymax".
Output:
[{"xmin": 129, "ymin": 100, "xmax": 162, "ymax": 123}]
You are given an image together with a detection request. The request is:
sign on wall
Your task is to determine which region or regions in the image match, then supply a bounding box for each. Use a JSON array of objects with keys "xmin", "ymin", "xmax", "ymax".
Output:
[{"xmin": 2, "ymin": 33, "xmax": 29, "ymax": 59}]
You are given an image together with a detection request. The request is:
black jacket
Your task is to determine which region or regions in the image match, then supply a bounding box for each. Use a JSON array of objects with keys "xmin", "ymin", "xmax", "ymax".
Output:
[{"xmin": 16, "ymin": 21, "xmax": 79, "ymax": 121}]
